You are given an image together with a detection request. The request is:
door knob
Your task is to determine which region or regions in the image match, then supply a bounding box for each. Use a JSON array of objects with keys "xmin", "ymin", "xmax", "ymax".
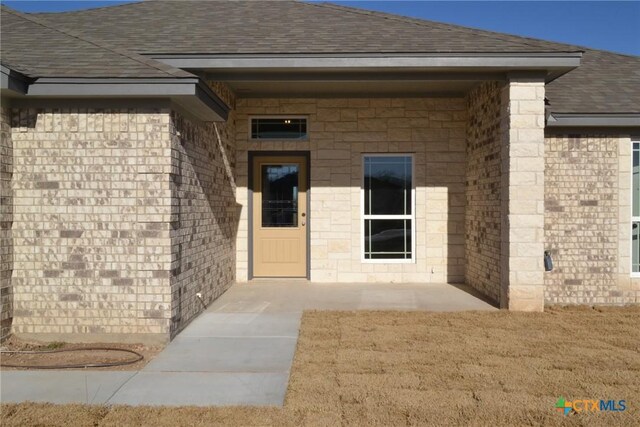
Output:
[{"xmin": 301, "ymin": 213, "xmax": 306, "ymax": 217}]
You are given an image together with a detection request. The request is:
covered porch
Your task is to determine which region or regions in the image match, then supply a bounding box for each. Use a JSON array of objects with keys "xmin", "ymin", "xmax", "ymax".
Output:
[{"xmin": 206, "ymin": 64, "xmax": 552, "ymax": 312}]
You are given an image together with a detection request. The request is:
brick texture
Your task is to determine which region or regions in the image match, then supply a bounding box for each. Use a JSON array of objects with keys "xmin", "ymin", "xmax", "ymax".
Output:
[
  {"xmin": 466, "ymin": 79, "xmax": 546, "ymax": 311},
  {"xmin": 465, "ymin": 82, "xmax": 502, "ymax": 303},
  {"xmin": 168, "ymin": 110, "xmax": 237, "ymax": 337},
  {"xmin": 9, "ymin": 108, "xmax": 174, "ymax": 342},
  {"xmin": 545, "ymin": 134, "xmax": 640, "ymax": 304},
  {"xmin": 234, "ymin": 97, "xmax": 467, "ymax": 283},
  {"xmin": 1, "ymin": 107, "xmax": 12, "ymax": 341},
  {"xmin": 2, "ymin": 86, "xmax": 637, "ymax": 344}
]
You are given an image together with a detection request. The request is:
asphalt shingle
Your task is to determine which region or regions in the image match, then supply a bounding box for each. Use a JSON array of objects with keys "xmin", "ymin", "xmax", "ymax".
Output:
[
  {"xmin": 0, "ymin": 6, "xmax": 192, "ymax": 79},
  {"xmin": 32, "ymin": 1, "xmax": 582, "ymax": 54},
  {"xmin": 1, "ymin": 1, "xmax": 637, "ymax": 114},
  {"xmin": 546, "ymin": 49, "xmax": 640, "ymax": 114}
]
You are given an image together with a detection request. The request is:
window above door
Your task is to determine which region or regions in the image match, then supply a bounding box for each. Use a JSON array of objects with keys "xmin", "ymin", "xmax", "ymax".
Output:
[{"xmin": 250, "ymin": 116, "xmax": 308, "ymax": 140}]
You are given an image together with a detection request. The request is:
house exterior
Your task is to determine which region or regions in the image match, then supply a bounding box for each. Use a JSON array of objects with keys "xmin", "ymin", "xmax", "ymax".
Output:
[{"xmin": 0, "ymin": 1, "xmax": 639, "ymax": 344}]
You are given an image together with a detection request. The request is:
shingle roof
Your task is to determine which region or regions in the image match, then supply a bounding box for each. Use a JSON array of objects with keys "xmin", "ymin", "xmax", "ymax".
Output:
[
  {"xmin": 0, "ymin": 6, "xmax": 192, "ymax": 79},
  {"xmin": 33, "ymin": 1, "xmax": 581, "ymax": 54},
  {"xmin": 1, "ymin": 1, "xmax": 638, "ymax": 115},
  {"xmin": 546, "ymin": 49, "xmax": 640, "ymax": 114}
]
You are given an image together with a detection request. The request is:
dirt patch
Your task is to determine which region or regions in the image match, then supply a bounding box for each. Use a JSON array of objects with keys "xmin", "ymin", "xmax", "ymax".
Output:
[
  {"xmin": 0, "ymin": 336, "xmax": 162, "ymax": 371},
  {"xmin": 2, "ymin": 307, "xmax": 639, "ymax": 426}
]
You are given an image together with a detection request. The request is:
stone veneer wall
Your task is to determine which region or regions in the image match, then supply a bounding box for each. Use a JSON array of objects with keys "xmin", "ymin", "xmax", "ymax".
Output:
[
  {"xmin": 465, "ymin": 82, "xmax": 503, "ymax": 303},
  {"xmin": 0, "ymin": 107, "xmax": 12, "ymax": 341},
  {"xmin": 234, "ymin": 97, "xmax": 467, "ymax": 283},
  {"xmin": 499, "ymin": 79, "xmax": 547, "ymax": 311},
  {"xmin": 9, "ymin": 108, "xmax": 175, "ymax": 343},
  {"xmin": 168, "ymin": 110, "xmax": 237, "ymax": 337},
  {"xmin": 545, "ymin": 134, "xmax": 640, "ymax": 304},
  {"xmin": 465, "ymin": 79, "xmax": 546, "ymax": 311}
]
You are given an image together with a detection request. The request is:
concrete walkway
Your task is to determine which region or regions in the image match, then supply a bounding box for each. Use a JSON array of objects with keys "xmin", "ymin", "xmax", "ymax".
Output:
[{"xmin": 1, "ymin": 282, "xmax": 495, "ymax": 406}]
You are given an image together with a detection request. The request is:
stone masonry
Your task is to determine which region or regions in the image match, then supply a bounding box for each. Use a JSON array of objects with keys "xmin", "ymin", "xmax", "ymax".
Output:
[
  {"xmin": 465, "ymin": 79, "xmax": 546, "ymax": 311},
  {"xmin": 2, "ymin": 86, "xmax": 638, "ymax": 344},
  {"xmin": 168, "ymin": 110, "xmax": 237, "ymax": 337},
  {"xmin": 234, "ymin": 97, "xmax": 467, "ymax": 283},
  {"xmin": 1, "ymin": 107, "xmax": 12, "ymax": 341},
  {"xmin": 2, "ymin": 81, "xmax": 237, "ymax": 342},
  {"xmin": 545, "ymin": 134, "xmax": 640, "ymax": 304},
  {"xmin": 465, "ymin": 82, "xmax": 503, "ymax": 304},
  {"xmin": 4, "ymin": 107, "xmax": 237, "ymax": 343},
  {"xmin": 500, "ymin": 78, "xmax": 546, "ymax": 311},
  {"xmin": 9, "ymin": 108, "xmax": 175, "ymax": 343}
]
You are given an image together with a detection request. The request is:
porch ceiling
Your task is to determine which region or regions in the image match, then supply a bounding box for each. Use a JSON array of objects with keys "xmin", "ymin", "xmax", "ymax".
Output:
[{"xmin": 226, "ymin": 79, "xmax": 479, "ymax": 98}]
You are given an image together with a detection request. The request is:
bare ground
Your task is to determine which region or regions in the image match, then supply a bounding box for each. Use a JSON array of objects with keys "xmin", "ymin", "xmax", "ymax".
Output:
[
  {"xmin": 0, "ymin": 336, "xmax": 162, "ymax": 371},
  {"xmin": 2, "ymin": 306, "xmax": 639, "ymax": 426}
]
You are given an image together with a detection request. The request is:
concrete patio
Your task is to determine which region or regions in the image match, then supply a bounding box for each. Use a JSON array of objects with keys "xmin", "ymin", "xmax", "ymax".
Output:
[{"xmin": 1, "ymin": 282, "xmax": 495, "ymax": 406}]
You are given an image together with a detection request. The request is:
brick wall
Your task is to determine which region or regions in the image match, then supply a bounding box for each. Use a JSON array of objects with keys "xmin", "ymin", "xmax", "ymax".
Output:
[
  {"xmin": 465, "ymin": 82, "xmax": 503, "ymax": 303},
  {"xmin": 545, "ymin": 134, "xmax": 640, "ymax": 304},
  {"xmin": 168, "ymin": 111, "xmax": 237, "ymax": 337},
  {"xmin": 0, "ymin": 107, "xmax": 12, "ymax": 341},
  {"xmin": 234, "ymin": 97, "xmax": 467, "ymax": 283},
  {"xmin": 9, "ymin": 108, "xmax": 174, "ymax": 343}
]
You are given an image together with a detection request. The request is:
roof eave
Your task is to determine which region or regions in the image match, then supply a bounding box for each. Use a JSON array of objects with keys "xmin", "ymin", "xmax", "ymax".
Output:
[
  {"xmin": 547, "ymin": 113, "xmax": 640, "ymax": 128},
  {"xmin": 151, "ymin": 52, "xmax": 581, "ymax": 73},
  {"xmin": 3, "ymin": 77, "xmax": 229, "ymax": 122},
  {"xmin": 1, "ymin": 64, "xmax": 31, "ymax": 95}
]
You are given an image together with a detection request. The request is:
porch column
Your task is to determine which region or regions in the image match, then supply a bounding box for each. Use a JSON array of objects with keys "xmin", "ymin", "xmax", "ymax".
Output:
[{"xmin": 500, "ymin": 76, "xmax": 546, "ymax": 311}]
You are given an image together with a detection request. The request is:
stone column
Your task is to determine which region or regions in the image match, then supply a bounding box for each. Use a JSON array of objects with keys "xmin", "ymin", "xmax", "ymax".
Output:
[{"xmin": 500, "ymin": 76, "xmax": 546, "ymax": 311}]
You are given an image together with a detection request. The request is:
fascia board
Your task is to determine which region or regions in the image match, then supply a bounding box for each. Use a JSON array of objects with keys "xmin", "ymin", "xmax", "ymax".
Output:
[{"xmin": 547, "ymin": 113, "xmax": 640, "ymax": 127}]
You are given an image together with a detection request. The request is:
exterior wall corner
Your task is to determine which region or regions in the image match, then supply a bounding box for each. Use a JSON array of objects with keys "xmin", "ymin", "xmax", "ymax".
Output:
[{"xmin": 500, "ymin": 79, "xmax": 546, "ymax": 311}]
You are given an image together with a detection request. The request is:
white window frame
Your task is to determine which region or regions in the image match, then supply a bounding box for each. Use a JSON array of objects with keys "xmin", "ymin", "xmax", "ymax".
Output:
[
  {"xmin": 248, "ymin": 115, "xmax": 309, "ymax": 141},
  {"xmin": 361, "ymin": 153, "xmax": 416, "ymax": 264},
  {"xmin": 631, "ymin": 140, "xmax": 640, "ymax": 277}
]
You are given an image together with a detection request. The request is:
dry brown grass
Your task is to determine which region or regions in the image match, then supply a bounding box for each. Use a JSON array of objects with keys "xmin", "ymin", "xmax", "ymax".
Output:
[{"xmin": 2, "ymin": 307, "xmax": 639, "ymax": 426}]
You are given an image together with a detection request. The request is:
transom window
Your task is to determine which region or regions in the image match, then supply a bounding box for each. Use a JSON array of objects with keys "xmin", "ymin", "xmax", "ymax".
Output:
[
  {"xmin": 362, "ymin": 155, "xmax": 415, "ymax": 262},
  {"xmin": 250, "ymin": 117, "xmax": 307, "ymax": 140},
  {"xmin": 632, "ymin": 142, "xmax": 640, "ymax": 275}
]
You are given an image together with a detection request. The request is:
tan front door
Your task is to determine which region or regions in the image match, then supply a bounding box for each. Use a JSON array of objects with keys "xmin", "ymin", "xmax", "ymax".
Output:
[{"xmin": 252, "ymin": 155, "xmax": 307, "ymax": 277}]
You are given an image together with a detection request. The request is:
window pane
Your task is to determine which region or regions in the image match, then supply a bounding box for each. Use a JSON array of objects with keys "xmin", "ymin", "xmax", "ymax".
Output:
[
  {"xmin": 262, "ymin": 165, "xmax": 298, "ymax": 227},
  {"xmin": 634, "ymin": 222, "xmax": 640, "ymax": 273},
  {"xmin": 634, "ymin": 145, "xmax": 640, "ymax": 217},
  {"xmin": 251, "ymin": 118, "xmax": 307, "ymax": 140},
  {"xmin": 364, "ymin": 219, "xmax": 412, "ymax": 259},
  {"xmin": 364, "ymin": 156, "xmax": 411, "ymax": 215}
]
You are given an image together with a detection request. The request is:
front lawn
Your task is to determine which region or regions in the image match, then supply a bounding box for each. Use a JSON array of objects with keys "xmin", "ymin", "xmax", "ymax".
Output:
[{"xmin": 2, "ymin": 307, "xmax": 639, "ymax": 426}]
